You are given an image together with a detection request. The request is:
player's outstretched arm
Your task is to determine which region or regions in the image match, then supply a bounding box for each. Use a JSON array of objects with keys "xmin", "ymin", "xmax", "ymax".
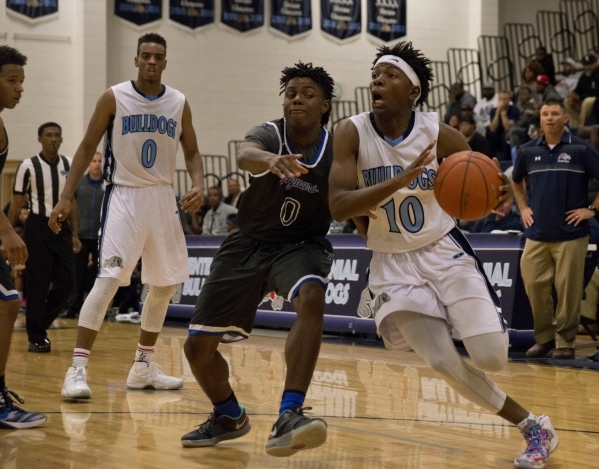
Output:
[
  {"xmin": 328, "ymin": 119, "xmax": 434, "ymax": 222},
  {"xmin": 179, "ymin": 100, "xmax": 205, "ymax": 213},
  {"xmin": 49, "ymin": 89, "xmax": 116, "ymax": 233},
  {"xmin": 237, "ymin": 142, "xmax": 307, "ymax": 179}
]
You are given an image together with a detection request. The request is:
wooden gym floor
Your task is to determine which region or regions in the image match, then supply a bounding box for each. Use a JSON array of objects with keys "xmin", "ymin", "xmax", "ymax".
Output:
[{"xmin": 1, "ymin": 319, "xmax": 598, "ymax": 468}]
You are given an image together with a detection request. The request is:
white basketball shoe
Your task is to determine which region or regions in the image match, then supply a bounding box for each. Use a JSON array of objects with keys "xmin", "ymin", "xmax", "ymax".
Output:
[
  {"xmin": 126, "ymin": 361, "xmax": 183, "ymax": 390},
  {"xmin": 62, "ymin": 366, "xmax": 92, "ymax": 399}
]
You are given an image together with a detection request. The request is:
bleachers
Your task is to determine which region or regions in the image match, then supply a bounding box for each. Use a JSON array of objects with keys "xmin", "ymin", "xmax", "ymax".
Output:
[{"xmin": 173, "ymin": 0, "xmax": 599, "ymax": 198}]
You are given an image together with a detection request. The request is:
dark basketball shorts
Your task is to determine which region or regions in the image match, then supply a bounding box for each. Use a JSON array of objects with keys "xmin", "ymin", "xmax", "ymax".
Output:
[
  {"xmin": 188, "ymin": 229, "xmax": 334, "ymax": 341},
  {"xmin": 0, "ymin": 253, "xmax": 18, "ymax": 301}
]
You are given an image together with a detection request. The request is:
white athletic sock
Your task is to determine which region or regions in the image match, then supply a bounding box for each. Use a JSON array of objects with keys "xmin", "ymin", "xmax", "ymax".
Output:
[
  {"xmin": 135, "ymin": 343, "xmax": 154, "ymax": 363},
  {"xmin": 72, "ymin": 348, "xmax": 90, "ymax": 368}
]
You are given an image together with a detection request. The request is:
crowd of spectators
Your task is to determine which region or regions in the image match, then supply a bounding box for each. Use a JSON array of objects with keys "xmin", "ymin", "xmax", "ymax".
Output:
[{"xmin": 443, "ymin": 45, "xmax": 599, "ymax": 350}]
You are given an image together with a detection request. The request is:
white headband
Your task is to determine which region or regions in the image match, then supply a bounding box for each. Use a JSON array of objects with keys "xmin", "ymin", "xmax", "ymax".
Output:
[{"xmin": 374, "ymin": 55, "xmax": 422, "ymax": 101}]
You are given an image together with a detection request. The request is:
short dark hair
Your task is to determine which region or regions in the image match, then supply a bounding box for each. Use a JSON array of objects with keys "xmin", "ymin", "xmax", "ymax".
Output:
[
  {"xmin": 280, "ymin": 62, "xmax": 335, "ymax": 126},
  {"xmin": 460, "ymin": 116, "xmax": 476, "ymax": 125},
  {"xmin": 373, "ymin": 42, "xmax": 433, "ymax": 106},
  {"xmin": 0, "ymin": 46, "xmax": 27, "ymax": 74},
  {"xmin": 208, "ymin": 185, "xmax": 222, "ymax": 195},
  {"xmin": 543, "ymin": 99, "xmax": 565, "ymax": 110},
  {"xmin": 38, "ymin": 122, "xmax": 62, "ymax": 137},
  {"xmin": 137, "ymin": 33, "xmax": 167, "ymax": 56}
]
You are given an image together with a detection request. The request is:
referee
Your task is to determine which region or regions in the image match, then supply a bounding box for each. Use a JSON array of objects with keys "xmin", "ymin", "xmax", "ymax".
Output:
[{"xmin": 8, "ymin": 122, "xmax": 81, "ymax": 353}]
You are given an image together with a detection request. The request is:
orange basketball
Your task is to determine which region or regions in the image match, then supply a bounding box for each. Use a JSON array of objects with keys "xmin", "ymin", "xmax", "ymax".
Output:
[{"xmin": 434, "ymin": 151, "xmax": 503, "ymax": 221}]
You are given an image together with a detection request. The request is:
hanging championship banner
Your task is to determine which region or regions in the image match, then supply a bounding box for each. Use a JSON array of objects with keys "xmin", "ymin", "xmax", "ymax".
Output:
[
  {"xmin": 115, "ymin": 0, "xmax": 162, "ymax": 27},
  {"xmin": 321, "ymin": 0, "xmax": 360, "ymax": 41},
  {"xmin": 270, "ymin": 0, "xmax": 311, "ymax": 38},
  {"xmin": 221, "ymin": 0, "xmax": 264, "ymax": 33},
  {"xmin": 170, "ymin": 0, "xmax": 214, "ymax": 29},
  {"xmin": 367, "ymin": 0, "xmax": 406, "ymax": 43},
  {"xmin": 6, "ymin": 0, "xmax": 58, "ymax": 21}
]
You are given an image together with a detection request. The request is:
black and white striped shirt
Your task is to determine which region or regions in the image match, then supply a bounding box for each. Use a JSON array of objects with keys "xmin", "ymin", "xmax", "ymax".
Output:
[{"xmin": 13, "ymin": 154, "xmax": 72, "ymax": 217}]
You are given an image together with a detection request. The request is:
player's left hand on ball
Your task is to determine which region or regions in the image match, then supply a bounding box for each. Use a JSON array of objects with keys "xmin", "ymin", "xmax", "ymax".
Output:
[{"xmin": 180, "ymin": 186, "xmax": 204, "ymax": 212}]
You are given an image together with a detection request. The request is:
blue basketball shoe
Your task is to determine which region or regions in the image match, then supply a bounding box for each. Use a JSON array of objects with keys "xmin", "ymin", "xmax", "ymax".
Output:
[{"xmin": 0, "ymin": 388, "xmax": 46, "ymax": 429}]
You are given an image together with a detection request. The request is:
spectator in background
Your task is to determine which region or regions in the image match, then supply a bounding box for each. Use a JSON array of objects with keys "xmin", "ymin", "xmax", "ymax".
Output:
[
  {"xmin": 572, "ymin": 53, "xmax": 599, "ymax": 126},
  {"xmin": 223, "ymin": 178, "xmax": 244, "ymax": 208},
  {"xmin": 530, "ymin": 46, "xmax": 556, "ymax": 85},
  {"xmin": 520, "ymin": 62, "xmax": 545, "ymax": 102},
  {"xmin": 63, "ymin": 152, "xmax": 104, "ymax": 319},
  {"xmin": 515, "ymin": 86, "xmax": 535, "ymax": 114},
  {"xmin": 186, "ymin": 204, "xmax": 207, "ymax": 235},
  {"xmin": 459, "ymin": 102, "xmax": 474, "ymax": 122},
  {"xmin": 555, "ymin": 58, "xmax": 581, "ymax": 100},
  {"xmin": 535, "ymin": 74, "xmax": 561, "ymax": 103},
  {"xmin": 512, "ymin": 99, "xmax": 599, "ymax": 360},
  {"xmin": 470, "ymin": 198, "xmax": 524, "ymax": 233},
  {"xmin": 444, "ymin": 82, "xmax": 476, "ymax": 124},
  {"xmin": 459, "ymin": 116, "xmax": 492, "ymax": 157},
  {"xmin": 473, "ymin": 81, "xmax": 498, "ymax": 136},
  {"xmin": 202, "ymin": 186, "xmax": 237, "ymax": 235},
  {"xmin": 448, "ymin": 115, "xmax": 460, "ymax": 130},
  {"xmin": 8, "ymin": 122, "xmax": 81, "ymax": 353},
  {"xmin": 487, "ymin": 90, "xmax": 520, "ymax": 161},
  {"xmin": 509, "ymin": 101, "xmax": 542, "ymax": 150}
]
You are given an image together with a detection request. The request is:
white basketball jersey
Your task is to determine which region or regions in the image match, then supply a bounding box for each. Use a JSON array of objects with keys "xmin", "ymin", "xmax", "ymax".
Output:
[
  {"xmin": 104, "ymin": 81, "xmax": 185, "ymax": 187},
  {"xmin": 351, "ymin": 111, "xmax": 455, "ymax": 253}
]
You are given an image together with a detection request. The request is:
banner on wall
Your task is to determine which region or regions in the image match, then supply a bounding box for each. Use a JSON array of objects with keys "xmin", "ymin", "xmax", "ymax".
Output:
[
  {"xmin": 321, "ymin": 0, "xmax": 360, "ymax": 41},
  {"xmin": 6, "ymin": 0, "xmax": 58, "ymax": 21},
  {"xmin": 221, "ymin": 0, "xmax": 264, "ymax": 33},
  {"xmin": 115, "ymin": 0, "xmax": 162, "ymax": 26},
  {"xmin": 170, "ymin": 0, "xmax": 214, "ymax": 29},
  {"xmin": 270, "ymin": 0, "xmax": 311, "ymax": 38},
  {"xmin": 367, "ymin": 0, "xmax": 406, "ymax": 43}
]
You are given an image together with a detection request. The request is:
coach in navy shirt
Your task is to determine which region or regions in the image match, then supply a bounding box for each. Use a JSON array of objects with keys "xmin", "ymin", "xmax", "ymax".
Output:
[{"xmin": 513, "ymin": 98, "xmax": 599, "ymax": 360}]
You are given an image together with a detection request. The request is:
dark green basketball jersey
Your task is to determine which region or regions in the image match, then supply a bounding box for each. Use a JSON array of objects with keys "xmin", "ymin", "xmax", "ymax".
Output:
[{"xmin": 236, "ymin": 118, "xmax": 333, "ymax": 243}]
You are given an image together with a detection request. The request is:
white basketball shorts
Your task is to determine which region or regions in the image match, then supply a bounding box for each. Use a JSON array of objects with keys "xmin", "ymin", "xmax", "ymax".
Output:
[
  {"xmin": 368, "ymin": 228, "xmax": 505, "ymax": 351},
  {"xmin": 98, "ymin": 183, "xmax": 189, "ymax": 287}
]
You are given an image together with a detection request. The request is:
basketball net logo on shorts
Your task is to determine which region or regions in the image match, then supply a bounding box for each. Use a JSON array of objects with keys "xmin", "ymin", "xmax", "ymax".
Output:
[
  {"xmin": 259, "ymin": 291, "xmax": 285, "ymax": 311},
  {"xmin": 370, "ymin": 292, "xmax": 390, "ymax": 317},
  {"xmin": 103, "ymin": 256, "xmax": 124, "ymax": 269}
]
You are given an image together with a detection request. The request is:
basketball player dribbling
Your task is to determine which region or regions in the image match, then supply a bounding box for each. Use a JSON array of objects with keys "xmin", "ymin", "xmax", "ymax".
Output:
[
  {"xmin": 49, "ymin": 33, "xmax": 205, "ymax": 399},
  {"xmin": 181, "ymin": 62, "xmax": 334, "ymax": 457},
  {"xmin": 328, "ymin": 42, "xmax": 558, "ymax": 469},
  {"xmin": 0, "ymin": 45, "xmax": 46, "ymax": 429}
]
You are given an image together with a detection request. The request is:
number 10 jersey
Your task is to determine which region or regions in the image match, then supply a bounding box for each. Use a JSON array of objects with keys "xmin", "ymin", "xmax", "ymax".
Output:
[
  {"xmin": 351, "ymin": 111, "xmax": 455, "ymax": 253},
  {"xmin": 104, "ymin": 80, "xmax": 185, "ymax": 187}
]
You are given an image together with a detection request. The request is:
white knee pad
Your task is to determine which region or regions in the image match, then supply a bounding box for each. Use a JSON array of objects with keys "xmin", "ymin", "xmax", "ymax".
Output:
[
  {"xmin": 78, "ymin": 277, "xmax": 122, "ymax": 331},
  {"xmin": 141, "ymin": 285, "xmax": 176, "ymax": 333},
  {"xmin": 463, "ymin": 332, "xmax": 509, "ymax": 373}
]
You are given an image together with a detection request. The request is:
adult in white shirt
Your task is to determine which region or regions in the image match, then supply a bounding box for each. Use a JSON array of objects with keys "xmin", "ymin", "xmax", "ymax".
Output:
[
  {"xmin": 202, "ymin": 186, "xmax": 237, "ymax": 235},
  {"xmin": 555, "ymin": 57, "xmax": 582, "ymax": 100},
  {"xmin": 473, "ymin": 81, "xmax": 498, "ymax": 136}
]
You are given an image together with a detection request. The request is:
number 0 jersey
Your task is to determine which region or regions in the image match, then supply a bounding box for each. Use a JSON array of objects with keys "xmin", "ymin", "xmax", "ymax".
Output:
[
  {"xmin": 351, "ymin": 111, "xmax": 455, "ymax": 253},
  {"xmin": 104, "ymin": 81, "xmax": 185, "ymax": 187},
  {"xmin": 237, "ymin": 118, "xmax": 333, "ymax": 243}
]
